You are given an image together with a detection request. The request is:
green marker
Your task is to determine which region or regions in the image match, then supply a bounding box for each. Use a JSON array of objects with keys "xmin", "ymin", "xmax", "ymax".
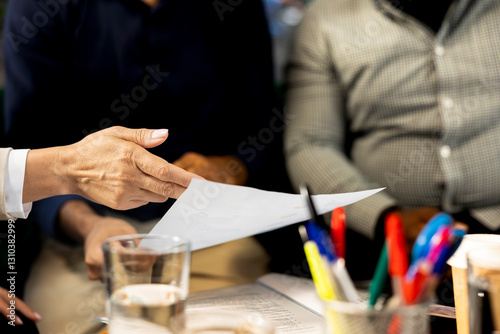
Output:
[{"xmin": 368, "ymin": 242, "xmax": 389, "ymax": 308}]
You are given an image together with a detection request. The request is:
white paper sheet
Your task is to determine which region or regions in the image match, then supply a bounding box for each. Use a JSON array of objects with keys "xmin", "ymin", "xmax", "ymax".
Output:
[{"xmin": 148, "ymin": 179, "xmax": 384, "ymax": 250}]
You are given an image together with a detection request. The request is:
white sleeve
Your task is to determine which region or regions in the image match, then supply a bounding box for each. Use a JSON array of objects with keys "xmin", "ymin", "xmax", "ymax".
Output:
[{"xmin": 5, "ymin": 149, "xmax": 32, "ymax": 219}]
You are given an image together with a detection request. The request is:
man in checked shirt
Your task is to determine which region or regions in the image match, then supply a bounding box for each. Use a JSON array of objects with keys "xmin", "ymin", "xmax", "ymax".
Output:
[{"xmin": 284, "ymin": 0, "xmax": 500, "ymax": 283}]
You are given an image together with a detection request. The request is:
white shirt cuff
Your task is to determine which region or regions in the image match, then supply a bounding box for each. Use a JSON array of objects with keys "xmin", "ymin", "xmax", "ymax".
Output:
[{"xmin": 5, "ymin": 149, "xmax": 32, "ymax": 219}]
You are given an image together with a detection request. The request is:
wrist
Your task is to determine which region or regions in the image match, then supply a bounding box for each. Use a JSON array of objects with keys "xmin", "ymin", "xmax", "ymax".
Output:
[
  {"xmin": 23, "ymin": 147, "xmax": 69, "ymax": 202},
  {"xmin": 52, "ymin": 144, "xmax": 76, "ymax": 196},
  {"xmin": 58, "ymin": 200, "xmax": 103, "ymax": 243}
]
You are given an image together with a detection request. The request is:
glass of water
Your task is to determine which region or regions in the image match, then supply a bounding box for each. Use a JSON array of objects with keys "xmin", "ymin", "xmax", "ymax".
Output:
[{"xmin": 102, "ymin": 234, "xmax": 191, "ymax": 334}]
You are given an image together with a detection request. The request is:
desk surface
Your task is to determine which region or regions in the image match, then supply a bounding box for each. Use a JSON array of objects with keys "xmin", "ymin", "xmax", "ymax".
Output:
[{"xmin": 94, "ymin": 273, "xmax": 460, "ymax": 334}]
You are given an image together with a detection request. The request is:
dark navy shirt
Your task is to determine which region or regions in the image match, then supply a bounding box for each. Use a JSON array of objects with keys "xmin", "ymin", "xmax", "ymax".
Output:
[{"xmin": 3, "ymin": 0, "xmax": 281, "ymax": 238}]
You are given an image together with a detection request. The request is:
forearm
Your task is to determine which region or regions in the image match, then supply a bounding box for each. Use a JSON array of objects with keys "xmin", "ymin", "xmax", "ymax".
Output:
[{"xmin": 285, "ymin": 109, "xmax": 399, "ymax": 238}]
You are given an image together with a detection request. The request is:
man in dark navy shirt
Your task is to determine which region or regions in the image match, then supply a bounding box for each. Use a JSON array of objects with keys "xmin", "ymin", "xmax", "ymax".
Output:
[
  {"xmin": 3, "ymin": 0, "xmax": 292, "ymax": 331},
  {"xmin": 4, "ymin": 0, "xmax": 282, "ymax": 261}
]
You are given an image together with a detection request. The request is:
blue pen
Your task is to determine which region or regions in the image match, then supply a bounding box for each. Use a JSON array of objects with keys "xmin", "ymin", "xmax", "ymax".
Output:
[
  {"xmin": 405, "ymin": 224, "xmax": 459, "ymax": 303},
  {"xmin": 304, "ymin": 220, "xmax": 337, "ymax": 261},
  {"xmin": 300, "ymin": 185, "xmax": 359, "ymax": 302},
  {"xmin": 448, "ymin": 228, "xmax": 466, "ymax": 257},
  {"xmin": 412, "ymin": 212, "xmax": 453, "ymax": 264},
  {"xmin": 420, "ymin": 226, "xmax": 465, "ymax": 302},
  {"xmin": 304, "ymin": 220, "xmax": 360, "ymax": 302}
]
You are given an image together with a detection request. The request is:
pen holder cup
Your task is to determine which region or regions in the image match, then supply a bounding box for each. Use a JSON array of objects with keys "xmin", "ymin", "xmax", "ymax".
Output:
[{"xmin": 322, "ymin": 298, "xmax": 430, "ymax": 334}]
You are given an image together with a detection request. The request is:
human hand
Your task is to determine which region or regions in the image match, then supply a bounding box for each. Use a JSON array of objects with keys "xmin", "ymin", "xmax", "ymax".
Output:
[
  {"xmin": 83, "ymin": 216, "xmax": 139, "ymax": 280},
  {"xmin": 0, "ymin": 287, "xmax": 41, "ymax": 325},
  {"xmin": 395, "ymin": 207, "xmax": 441, "ymax": 248},
  {"xmin": 173, "ymin": 152, "xmax": 248, "ymax": 185},
  {"xmin": 58, "ymin": 127, "xmax": 204, "ymax": 210},
  {"xmin": 396, "ymin": 207, "xmax": 468, "ymax": 249}
]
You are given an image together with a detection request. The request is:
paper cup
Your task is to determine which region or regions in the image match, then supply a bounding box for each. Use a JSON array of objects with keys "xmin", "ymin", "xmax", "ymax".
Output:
[
  {"xmin": 467, "ymin": 248, "xmax": 500, "ymax": 333},
  {"xmin": 447, "ymin": 234, "xmax": 500, "ymax": 334}
]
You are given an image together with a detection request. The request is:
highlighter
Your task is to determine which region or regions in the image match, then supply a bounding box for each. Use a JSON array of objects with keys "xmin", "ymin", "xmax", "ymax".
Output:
[{"xmin": 299, "ymin": 225, "xmax": 336, "ymax": 300}]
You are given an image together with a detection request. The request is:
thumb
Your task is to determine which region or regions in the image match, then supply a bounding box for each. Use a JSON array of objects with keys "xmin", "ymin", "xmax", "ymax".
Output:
[{"xmin": 111, "ymin": 127, "xmax": 169, "ymax": 148}]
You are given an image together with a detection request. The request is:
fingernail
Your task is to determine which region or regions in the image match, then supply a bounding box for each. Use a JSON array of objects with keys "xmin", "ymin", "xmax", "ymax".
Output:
[
  {"xmin": 16, "ymin": 316, "xmax": 23, "ymax": 325},
  {"xmin": 34, "ymin": 312, "xmax": 42, "ymax": 321},
  {"xmin": 152, "ymin": 129, "xmax": 168, "ymax": 139}
]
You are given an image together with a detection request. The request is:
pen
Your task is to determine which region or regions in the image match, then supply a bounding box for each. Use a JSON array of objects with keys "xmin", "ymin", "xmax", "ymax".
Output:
[
  {"xmin": 448, "ymin": 228, "xmax": 466, "ymax": 257},
  {"xmin": 385, "ymin": 212, "xmax": 409, "ymax": 304},
  {"xmin": 403, "ymin": 259, "xmax": 431, "ymax": 304},
  {"xmin": 306, "ymin": 220, "xmax": 359, "ymax": 302},
  {"xmin": 404, "ymin": 225, "xmax": 454, "ymax": 303},
  {"xmin": 420, "ymin": 225, "xmax": 455, "ymax": 302},
  {"xmin": 368, "ymin": 242, "xmax": 389, "ymax": 308},
  {"xmin": 301, "ymin": 186, "xmax": 360, "ymax": 301},
  {"xmin": 330, "ymin": 207, "xmax": 346, "ymax": 259},
  {"xmin": 305, "ymin": 220, "xmax": 337, "ymax": 262},
  {"xmin": 331, "ymin": 257, "xmax": 360, "ymax": 302},
  {"xmin": 427, "ymin": 225, "xmax": 453, "ymax": 275},
  {"xmin": 411, "ymin": 212, "xmax": 453, "ymax": 264},
  {"xmin": 304, "ymin": 219, "xmax": 361, "ymax": 302},
  {"xmin": 299, "ymin": 225, "xmax": 337, "ymax": 300}
]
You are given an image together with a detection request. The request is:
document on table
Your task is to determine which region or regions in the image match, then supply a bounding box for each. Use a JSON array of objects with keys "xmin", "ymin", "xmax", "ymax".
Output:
[
  {"xmin": 187, "ymin": 277, "xmax": 325, "ymax": 334},
  {"xmin": 186, "ymin": 273, "xmax": 456, "ymax": 334},
  {"xmin": 148, "ymin": 179, "xmax": 384, "ymax": 250}
]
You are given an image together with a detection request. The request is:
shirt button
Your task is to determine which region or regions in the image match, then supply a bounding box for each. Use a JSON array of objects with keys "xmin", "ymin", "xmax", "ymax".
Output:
[
  {"xmin": 442, "ymin": 97, "xmax": 454, "ymax": 109},
  {"xmin": 440, "ymin": 145, "xmax": 451, "ymax": 158},
  {"xmin": 435, "ymin": 45, "xmax": 445, "ymax": 56}
]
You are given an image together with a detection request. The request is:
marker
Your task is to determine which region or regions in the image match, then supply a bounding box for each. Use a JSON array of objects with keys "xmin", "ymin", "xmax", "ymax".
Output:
[
  {"xmin": 368, "ymin": 242, "xmax": 389, "ymax": 308},
  {"xmin": 403, "ymin": 259, "xmax": 431, "ymax": 304},
  {"xmin": 299, "ymin": 184, "xmax": 359, "ymax": 303},
  {"xmin": 420, "ymin": 225, "xmax": 455, "ymax": 302},
  {"xmin": 404, "ymin": 225, "xmax": 454, "ymax": 303},
  {"xmin": 427, "ymin": 225, "xmax": 453, "ymax": 275},
  {"xmin": 385, "ymin": 212, "xmax": 409, "ymax": 304},
  {"xmin": 304, "ymin": 221, "xmax": 358, "ymax": 302},
  {"xmin": 332, "ymin": 257, "xmax": 360, "ymax": 302},
  {"xmin": 330, "ymin": 207, "xmax": 346, "ymax": 259}
]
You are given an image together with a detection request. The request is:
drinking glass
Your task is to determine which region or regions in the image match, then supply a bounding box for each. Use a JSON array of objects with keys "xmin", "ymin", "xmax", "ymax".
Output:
[{"xmin": 102, "ymin": 234, "xmax": 191, "ymax": 334}]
